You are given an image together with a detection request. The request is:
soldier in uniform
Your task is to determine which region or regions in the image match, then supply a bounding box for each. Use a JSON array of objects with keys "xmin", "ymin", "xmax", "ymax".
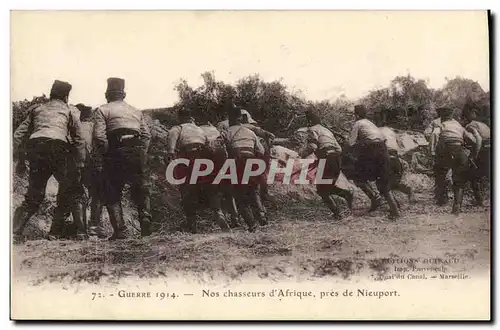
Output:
[
  {"xmin": 348, "ymin": 105, "xmax": 400, "ymax": 219},
  {"xmin": 223, "ymin": 107, "xmax": 267, "ymax": 232},
  {"xmin": 300, "ymin": 110, "xmax": 353, "ymax": 220},
  {"xmin": 93, "ymin": 78, "xmax": 152, "ymax": 239},
  {"xmin": 12, "ymin": 80, "xmax": 87, "ymax": 243},
  {"xmin": 75, "ymin": 103, "xmax": 106, "ymax": 238},
  {"xmin": 166, "ymin": 109, "xmax": 230, "ymax": 233},
  {"xmin": 433, "ymin": 107, "xmax": 479, "ymax": 214},
  {"xmin": 379, "ymin": 125, "xmax": 416, "ymax": 204},
  {"xmin": 463, "ymin": 107, "xmax": 490, "ymax": 206},
  {"xmin": 199, "ymin": 114, "xmax": 240, "ymax": 229},
  {"xmin": 240, "ymin": 109, "xmax": 275, "ymax": 222}
]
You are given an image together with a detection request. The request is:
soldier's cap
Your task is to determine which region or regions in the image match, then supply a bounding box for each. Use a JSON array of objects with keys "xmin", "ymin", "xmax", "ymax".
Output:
[
  {"xmin": 106, "ymin": 77, "xmax": 125, "ymax": 93},
  {"xmin": 75, "ymin": 103, "xmax": 93, "ymax": 112},
  {"xmin": 354, "ymin": 104, "xmax": 368, "ymax": 117},
  {"xmin": 436, "ymin": 107, "xmax": 454, "ymax": 116},
  {"xmin": 241, "ymin": 109, "xmax": 257, "ymax": 124},
  {"xmin": 228, "ymin": 106, "xmax": 242, "ymax": 117},
  {"xmin": 463, "ymin": 107, "xmax": 480, "ymax": 116},
  {"xmin": 178, "ymin": 108, "xmax": 194, "ymax": 119},
  {"xmin": 305, "ymin": 110, "xmax": 321, "ymax": 122},
  {"xmin": 50, "ymin": 80, "xmax": 72, "ymax": 97}
]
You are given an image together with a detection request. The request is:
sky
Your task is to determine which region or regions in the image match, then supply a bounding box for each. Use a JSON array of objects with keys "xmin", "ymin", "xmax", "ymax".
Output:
[{"xmin": 10, "ymin": 10, "xmax": 490, "ymax": 110}]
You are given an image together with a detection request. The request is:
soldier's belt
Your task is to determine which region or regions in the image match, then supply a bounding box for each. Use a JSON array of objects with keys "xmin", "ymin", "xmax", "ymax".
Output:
[
  {"xmin": 181, "ymin": 143, "xmax": 205, "ymax": 153},
  {"xmin": 119, "ymin": 134, "xmax": 137, "ymax": 141}
]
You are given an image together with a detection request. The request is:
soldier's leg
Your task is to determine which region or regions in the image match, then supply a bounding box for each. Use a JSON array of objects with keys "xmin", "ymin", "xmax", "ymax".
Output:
[
  {"xmin": 375, "ymin": 145, "xmax": 400, "ymax": 220},
  {"xmin": 221, "ymin": 185, "xmax": 240, "ymax": 228},
  {"xmin": 317, "ymin": 185, "xmax": 342, "ymax": 220},
  {"xmin": 130, "ymin": 180, "xmax": 152, "ymax": 237},
  {"xmin": 88, "ymin": 173, "xmax": 106, "ymax": 238},
  {"xmin": 206, "ymin": 185, "xmax": 230, "ymax": 232},
  {"xmin": 234, "ymin": 186, "xmax": 257, "ymax": 232},
  {"xmin": 13, "ymin": 154, "xmax": 52, "ymax": 242},
  {"xmin": 451, "ymin": 147, "xmax": 469, "ymax": 215},
  {"xmin": 55, "ymin": 167, "xmax": 88, "ymax": 240},
  {"xmin": 434, "ymin": 148, "xmax": 450, "ymax": 206},
  {"xmin": 130, "ymin": 146, "xmax": 152, "ymax": 237},
  {"xmin": 354, "ymin": 180, "xmax": 384, "ymax": 212},
  {"xmin": 249, "ymin": 184, "xmax": 268, "ymax": 226},
  {"xmin": 180, "ymin": 184, "xmax": 198, "ymax": 234},
  {"xmin": 105, "ymin": 155, "xmax": 128, "ymax": 240}
]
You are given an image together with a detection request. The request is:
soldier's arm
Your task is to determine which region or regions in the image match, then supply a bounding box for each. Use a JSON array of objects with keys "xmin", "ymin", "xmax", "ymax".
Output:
[
  {"xmin": 92, "ymin": 108, "xmax": 108, "ymax": 164},
  {"xmin": 466, "ymin": 127, "xmax": 482, "ymax": 159},
  {"xmin": 300, "ymin": 129, "xmax": 318, "ymax": 158},
  {"xmin": 423, "ymin": 121, "xmax": 435, "ymax": 140},
  {"xmin": 254, "ymin": 132, "xmax": 265, "ymax": 156},
  {"xmin": 13, "ymin": 109, "xmax": 33, "ymax": 152},
  {"xmin": 247, "ymin": 124, "xmax": 275, "ymax": 140},
  {"xmin": 68, "ymin": 110, "xmax": 87, "ymax": 168},
  {"xmin": 166, "ymin": 126, "xmax": 181, "ymax": 156},
  {"xmin": 140, "ymin": 113, "xmax": 152, "ymax": 151},
  {"xmin": 347, "ymin": 121, "xmax": 360, "ymax": 147}
]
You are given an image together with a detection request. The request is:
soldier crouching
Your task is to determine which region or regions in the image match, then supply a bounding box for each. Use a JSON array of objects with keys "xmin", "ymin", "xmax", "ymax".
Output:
[
  {"xmin": 223, "ymin": 107, "xmax": 268, "ymax": 232},
  {"xmin": 166, "ymin": 109, "xmax": 230, "ymax": 234}
]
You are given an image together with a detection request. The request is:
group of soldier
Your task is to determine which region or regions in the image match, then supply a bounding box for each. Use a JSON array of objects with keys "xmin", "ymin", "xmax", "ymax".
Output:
[
  {"xmin": 12, "ymin": 77, "xmax": 491, "ymax": 244},
  {"xmin": 13, "ymin": 78, "xmax": 152, "ymax": 243}
]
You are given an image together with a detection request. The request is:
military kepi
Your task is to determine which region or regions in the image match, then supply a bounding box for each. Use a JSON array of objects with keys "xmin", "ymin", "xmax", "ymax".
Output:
[
  {"xmin": 106, "ymin": 77, "xmax": 125, "ymax": 93},
  {"xmin": 50, "ymin": 80, "xmax": 72, "ymax": 97}
]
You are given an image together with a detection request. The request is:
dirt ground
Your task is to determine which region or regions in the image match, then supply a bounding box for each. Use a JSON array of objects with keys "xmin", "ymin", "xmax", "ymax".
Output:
[{"xmin": 11, "ymin": 175, "xmax": 491, "ymax": 286}]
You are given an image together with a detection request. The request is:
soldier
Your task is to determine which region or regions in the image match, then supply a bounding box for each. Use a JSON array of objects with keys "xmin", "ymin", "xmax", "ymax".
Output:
[
  {"xmin": 12, "ymin": 80, "xmax": 87, "ymax": 243},
  {"xmin": 223, "ymin": 107, "xmax": 267, "ymax": 232},
  {"xmin": 463, "ymin": 107, "xmax": 490, "ymax": 206},
  {"xmin": 240, "ymin": 109, "xmax": 274, "ymax": 221},
  {"xmin": 348, "ymin": 105, "xmax": 400, "ymax": 219},
  {"xmin": 75, "ymin": 103, "xmax": 106, "ymax": 238},
  {"xmin": 433, "ymin": 107, "xmax": 479, "ymax": 214},
  {"xmin": 379, "ymin": 125, "xmax": 416, "ymax": 204},
  {"xmin": 198, "ymin": 114, "xmax": 240, "ymax": 229},
  {"xmin": 93, "ymin": 77, "xmax": 152, "ymax": 239},
  {"xmin": 300, "ymin": 110, "xmax": 353, "ymax": 220},
  {"xmin": 166, "ymin": 109, "xmax": 230, "ymax": 233}
]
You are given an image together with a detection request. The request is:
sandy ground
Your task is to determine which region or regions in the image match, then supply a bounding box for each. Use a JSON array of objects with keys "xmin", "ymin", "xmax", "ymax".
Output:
[{"xmin": 11, "ymin": 188, "xmax": 490, "ymax": 286}]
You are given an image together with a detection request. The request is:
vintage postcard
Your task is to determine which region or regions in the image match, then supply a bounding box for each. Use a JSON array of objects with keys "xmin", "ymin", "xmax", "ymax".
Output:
[{"xmin": 10, "ymin": 10, "xmax": 491, "ymax": 320}]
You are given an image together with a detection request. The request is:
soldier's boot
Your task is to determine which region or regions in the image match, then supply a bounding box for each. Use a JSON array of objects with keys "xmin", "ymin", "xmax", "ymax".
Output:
[
  {"xmin": 452, "ymin": 187, "xmax": 464, "ymax": 215},
  {"xmin": 240, "ymin": 206, "xmax": 257, "ymax": 233},
  {"xmin": 138, "ymin": 196, "xmax": 152, "ymax": 237},
  {"xmin": 320, "ymin": 193, "xmax": 342, "ymax": 221},
  {"xmin": 214, "ymin": 209, "xmax": 231, "ymax": 232},
  {"xmin": 69, "ymin": 203, "xmax": 88, "ymax": 240},
  {"xmin": 384, "ymin": 191, "xmax": 401, "ymax": 221},
  {"xmin": 357, "ymin": 183, "xmax": 383, "ymax": 212},
  {"xmin": 88, "ymin": 200, "xmax": 106, "ymax": 238},
  {"xmin": 185, "ymin": 215, "xmax": 197, "ymax": 234},
  {"xmin": 331, "ymin": 186, "xmax": 354, "ymax": 210},
  {"xmin": 48, "ymin": 207, "xmax": 68, "ymax": 241},
  {"xmin": 12, "ymin": 204, "xmax": 35, "ymax": 244},
  {"xmin": 225, "ymin": 198, "xmax": 240, "ymax": 228},
  {"xmin": 435, "ymin": 179, "xmax": 449, "ymax": 206},
  {"xmin": 253, "ymin": 207, "xmax": 268, "ymax": 226},
  {"xmin": 472, "ymin": 182, "xmax": 484, "ymax": 207},
  {"xmin": 107, "ymin": 203, "xmax": 128, "ymax": 240},
  {"xmin": 229, "ymin": 215, "xmax": 241, "ymax": 228}
]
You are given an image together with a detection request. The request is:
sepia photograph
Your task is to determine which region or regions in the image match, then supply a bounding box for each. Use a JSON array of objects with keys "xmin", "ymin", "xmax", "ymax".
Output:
[{"xmin": 10, "ymin": 10, "xmax": 491, "ymax": 320}]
